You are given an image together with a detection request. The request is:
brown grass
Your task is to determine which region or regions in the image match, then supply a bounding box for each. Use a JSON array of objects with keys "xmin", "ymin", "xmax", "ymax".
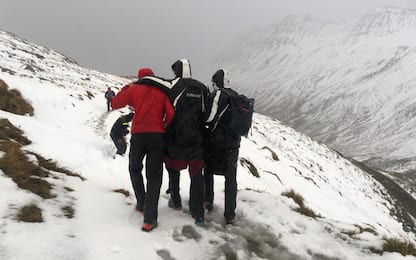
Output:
[
  {"xmin": 17, "ymin": 204, "xmax": 43, "ymax": 222},
  {"xmin": 0, "ymin": 79, "xmax": 34, "ymax": 116},
  {"xmin": 0, "ymin": 118, "xmax": 31, "ymax": 145},
  {"xmin": 240, "ymin": 158, "xmax": 260, "ymax": 177},
  {"xmin": 382, "ymin": 238, "xmax": 416, "ymax": 256},
  {"xmin": 0, "ymin": 141, "xmax": 54, "ymax": 199},
  {"xmin": 0, "ymin": 119, "xmax": 84, "ymax": 199},
  {"xmin": 262, "ymin": 146, "xmax": 279, "ymax": 161},
  {"xmin": 282, "ymin": 189, "xmax": 305, "ymax": 207},
  {"xmin": 86, "ymin": 91, "xmax": 94, "ymax": 100},
  {"xmin": 62, "ymin": 206, "xmax": 75, "ymax": 218},
  {"xmin": 113, "ymin": 189, "xmax": 130, "ymax": 197},
  {"xmin": 282, "ymin": 189, "xmax": 320, "ymax": 219},
  {"xmin": 0, "ymin": 114, "xmax": 84, "ymax": 222},
  {"xmin": 28, "ymin": 152, "xmax": 85, "ymax": 181}
]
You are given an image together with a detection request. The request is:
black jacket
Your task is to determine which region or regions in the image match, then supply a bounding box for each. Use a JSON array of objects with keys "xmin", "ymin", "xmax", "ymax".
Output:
[
  {"xmin": 137, "ymin": 60, "xmax": 209, "ymax": 161},
  {"xmin": 110, "ymin": 113, "xmax": 134, "ymax": 137},
  {"xmin": 205, "ymin": 87, "xmax": 241, "ymax": 151}
]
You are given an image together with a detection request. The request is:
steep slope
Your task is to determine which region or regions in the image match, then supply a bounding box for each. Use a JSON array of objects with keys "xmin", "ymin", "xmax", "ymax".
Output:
[
  {"xmin": 202, "ymin": 8, "xmax": 416, "ymax": 186},
  {"xmin": 0, "ymin": 28, "xmax": 415, "ymax": 259}
]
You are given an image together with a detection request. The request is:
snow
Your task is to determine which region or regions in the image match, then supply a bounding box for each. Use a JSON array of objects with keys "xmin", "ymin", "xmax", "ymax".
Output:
[{"xmin": 0, "ymin": 26, "xmax": 415, "ymax": 260}]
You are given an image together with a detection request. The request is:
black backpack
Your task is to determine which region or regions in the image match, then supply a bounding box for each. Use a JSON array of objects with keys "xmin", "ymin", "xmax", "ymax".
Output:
[{"xmin": 224, "ymin": 89, "xmax": 255, "ymax": 137}]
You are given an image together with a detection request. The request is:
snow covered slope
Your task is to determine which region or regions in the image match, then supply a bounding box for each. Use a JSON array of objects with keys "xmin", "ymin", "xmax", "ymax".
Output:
[
  {"xmin": 0, "ymin": 28, "xmax": 415, "ymax": 259},
  {"xmin": 202, "ymin": 7, "xmax": 416, "ymax": 186}
]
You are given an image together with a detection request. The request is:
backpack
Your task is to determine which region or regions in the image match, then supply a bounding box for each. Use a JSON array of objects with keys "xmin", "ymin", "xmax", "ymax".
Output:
[
  {"xmin": 224, "ymin": 90, "xmax": 255, "ymax": 137},
  {"xmin": 106, "ymin": 90, "xmax": 115, "ymax": 100}
]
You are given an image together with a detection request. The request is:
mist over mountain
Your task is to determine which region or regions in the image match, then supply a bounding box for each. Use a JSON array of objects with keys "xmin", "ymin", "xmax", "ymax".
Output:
[{"xmin": 203, "ymin": 7, "xmax": 416, "ymax": 194}]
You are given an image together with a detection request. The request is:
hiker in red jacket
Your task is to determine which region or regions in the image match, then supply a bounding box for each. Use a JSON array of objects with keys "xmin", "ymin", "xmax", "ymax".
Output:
[{"xmin": 111, "ymin": 68, "xmax": 175, "ymax": 232}]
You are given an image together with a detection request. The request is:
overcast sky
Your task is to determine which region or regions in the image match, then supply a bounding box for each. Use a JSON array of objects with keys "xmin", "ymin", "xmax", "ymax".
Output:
[{"xmin": 0, "ymin": 0, "xmax": 414, "ymax": 77}]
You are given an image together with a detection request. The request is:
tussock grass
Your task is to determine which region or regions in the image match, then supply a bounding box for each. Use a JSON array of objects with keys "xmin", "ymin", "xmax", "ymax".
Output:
[
  {"xmin": 17, "ymin": 204, "xmax": 43, "ymax": 222},
  {"xmin": 0, "ymin": 104, "xmax": 83, "ymax": 222},
  {"xmin": 282, "ymin": 189, "xmax": 304, "ymax": 206},
  {"xmin": 294, "ymin": 207, "xmax": 320, "ymax": 218},
  {"xmin": 86, "ymin": 91, "xmax": 94, "ymax": 99},
  {"xmin": 29, "ymin": 152, "xmax": 85, "ymax": 181},
  {"xmin": 62, "ymin": 206, "xmax": 75, "ymax": 218},
  {"xmin": 0, "ymin": 118, "xmax": 31, "ymax": 145},
  {"xmin": 262, "ymin": 146, "xmax": 279, "ymax": 161},
  {"xmin": 382, "ymin": 238, "xmax": 416, "ymax": 256},
  {"xmin": 113, "ymin": 189, "xmax": 130, "ymax": 197},
  {"xmin": 0, "ymin": 141, "xmax": 54, "ymax": 199},
  {"xmin": 0, "ymin": 119, "xmax": 83, "ymax": 200},
  {"xmin": 0, "ymin": 79, "xmax": 34, "ymax": 116},
  {"xmin": 240, "ymin": 158, "xmax": 260, "ymax": 177},
  {"xmin": 282, "ymin": 189, "xmax": 320, "ymax": 219}
]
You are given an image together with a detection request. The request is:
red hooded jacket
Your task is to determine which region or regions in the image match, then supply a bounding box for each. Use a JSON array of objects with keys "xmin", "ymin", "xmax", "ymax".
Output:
[{"xmin": 111, "ymin": 68, "xmax": 174, "ymax": 133}]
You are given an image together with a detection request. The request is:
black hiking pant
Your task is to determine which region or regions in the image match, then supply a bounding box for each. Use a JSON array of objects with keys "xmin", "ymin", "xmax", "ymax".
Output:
[
  {"xmin": 110, "ymin": 133, "xmax": 127, "ymax": 155},
  {"xmin": 129, "ymin": 133, "xmax": 164, "ymax": 224},
  {"xmin": 204, "ymin": 148, "xmax": 239, "ymax": 220},
  {"xmin": 168, "ymin": 167, "xmax": 205, "ymax": 220},
  {"xmin": 107, "ymin": 99, "xmax": 112, "ymax": 111}
]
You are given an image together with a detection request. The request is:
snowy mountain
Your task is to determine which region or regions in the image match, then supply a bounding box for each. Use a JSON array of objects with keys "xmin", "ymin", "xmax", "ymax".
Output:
[
  {"xmin": 0, "ymin": 28, "xmax": 415, "ymax": 259},
  {"xmin": 202, "ymin": 7, "xmax": 416, "ymax": 194}
]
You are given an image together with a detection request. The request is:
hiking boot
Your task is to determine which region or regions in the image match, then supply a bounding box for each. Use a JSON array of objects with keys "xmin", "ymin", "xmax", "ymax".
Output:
[
  {"xmin": 204, "ymin": 202, "xmax": 213, "ymax": 211},
  {"xmin": 194, "ymin": 217, "xmax": 205, "ymax": 226},
  {"xmin": 141, "ymin": 221, "xmax": 158, "ymax": 232},
  {"xmin": 168, "ymin": 199, "xmax": 182, "ymax": 210}
]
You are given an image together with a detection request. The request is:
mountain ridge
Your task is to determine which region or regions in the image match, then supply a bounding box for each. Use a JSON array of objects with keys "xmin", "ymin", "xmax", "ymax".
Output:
[{"xmin": 202, "ymin": 7, "xmax": 416, "ymax": 196}]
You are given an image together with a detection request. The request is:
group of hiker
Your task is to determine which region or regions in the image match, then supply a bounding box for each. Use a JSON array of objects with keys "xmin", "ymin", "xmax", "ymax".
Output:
[{"xmin": 107, "ymin": 59, "xmax": 253, "ymax": 232}]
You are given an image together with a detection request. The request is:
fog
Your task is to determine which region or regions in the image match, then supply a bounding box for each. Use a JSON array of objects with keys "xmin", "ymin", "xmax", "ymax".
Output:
[{"xmin": 0, "ymin": 0, "xmax": 413, "ymax": 77}]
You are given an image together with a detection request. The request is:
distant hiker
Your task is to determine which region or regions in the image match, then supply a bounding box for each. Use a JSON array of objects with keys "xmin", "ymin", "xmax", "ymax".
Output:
[
  {"xmin": 138, "ymin": 59, "xmax": 209, "ymax": 225},
  {"xmin": 105, "ymin": 87, "xmax": 116, "ymax": 111},
  {"xmin": 110, "ymin": 68, "xmax": 175, "ymax": 232},
  {"xmin": 110, "ymin": 112, "xmax": 134, "ymax": 156},
  {"xmin": 204, "ymin": 69, "xmax": 248, "ymax": 225}
]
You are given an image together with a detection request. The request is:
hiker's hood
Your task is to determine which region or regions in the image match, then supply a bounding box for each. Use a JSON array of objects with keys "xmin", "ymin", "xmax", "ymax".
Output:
[
  {"xmin": 171, "ymin": 59, "xmax": 191, "ymax": 78},
  {"xmin": 212, "ymin": 69, "xmax": 230, "ymax": 89}
]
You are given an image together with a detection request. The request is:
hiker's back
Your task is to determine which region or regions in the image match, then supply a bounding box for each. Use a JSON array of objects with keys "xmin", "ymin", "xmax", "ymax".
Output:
[
  {"xmin": 222, "ymin": 89, "xmax": 254, "ymax": 137},
  {"xmin": 166, "ymin": 78, "xmax": 209, "ymax": 160}
]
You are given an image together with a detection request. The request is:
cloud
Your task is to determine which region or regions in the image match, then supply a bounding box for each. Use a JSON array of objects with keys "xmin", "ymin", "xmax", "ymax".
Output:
[{"xmin": 0, "ymin": 0, "xmax": 411, "ymax": 77}]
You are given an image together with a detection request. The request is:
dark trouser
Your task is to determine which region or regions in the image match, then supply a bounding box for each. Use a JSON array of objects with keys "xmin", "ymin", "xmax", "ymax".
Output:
[
  {"xmin": 168, "ymin": 167, "xmax": 204, "ymax": 220},
  {"xmin": 107, "ymin": 100, "xmax": 111, "ymax": 111},
  {"xmin": 167, "ymin": 168, "xmax": 182, "ymax": 207},
  {"xmin": 129, "ymin": 133, "xmax": 164, "ymax": 224},
  {"xmin": 110, "ymin": 134, "xmax": 127, "ymax": 155},
  {"xmin": 205, "ymin": 148, "xmax": 239, "ymax": 220}
]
